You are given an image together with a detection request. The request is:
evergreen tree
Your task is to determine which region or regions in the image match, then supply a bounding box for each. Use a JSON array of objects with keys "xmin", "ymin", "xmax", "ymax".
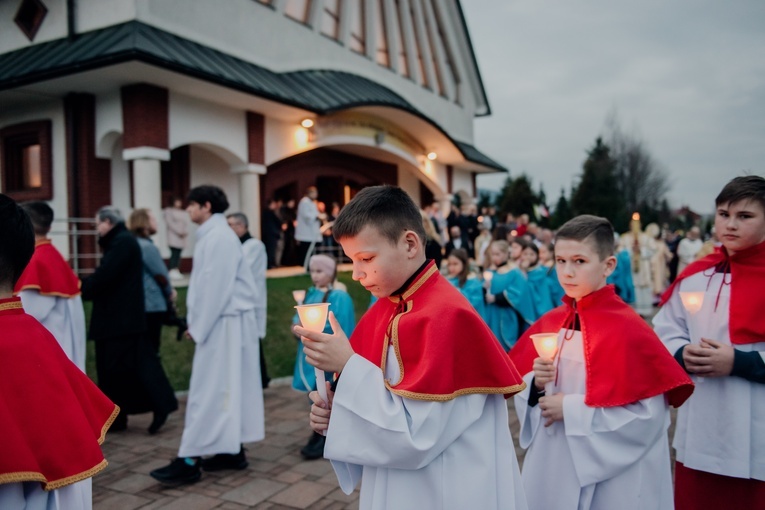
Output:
[
  {"xmin": 551, "ymin": 187, "xmax": 573, "ymax": 229},
  {"xmin": 571, "ymin": 138, "xmax": 627, "ymax": 231},
  {"xmin": 498, "ymin": 174, "xmax": 537, "ymax": 218}
]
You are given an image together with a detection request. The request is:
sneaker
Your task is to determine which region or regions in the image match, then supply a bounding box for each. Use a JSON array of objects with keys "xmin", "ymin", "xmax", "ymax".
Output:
[
  {"xmin": 300, "ymin": 431, "xmax": 326, "ymax": 460},
  {"xmin": 169, "ymin": 269, "xmax": 183, "ymax": 280},
  {"xmin": 201, "ymin": 447, "xmax": 248, "ymax": 471},
  {"xmin": 150, "ymin": 458, "xmax": 201, "ymax": 485}
]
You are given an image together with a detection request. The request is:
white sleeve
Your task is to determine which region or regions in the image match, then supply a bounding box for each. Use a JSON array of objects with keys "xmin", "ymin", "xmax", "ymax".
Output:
[
  {"xmin": 652, "ymin": 288, "xmax": 690, "ymax": 357},
  {"xmin": 513, "ymin": 371, "xmax": 543, "ymax": 449},
  {"xmin": 18, "ymin": 290, "xmax": 56, "ymax": 323},
  {"xmin": 188, "ymin": 235, "xmax": 240, "ymax": 344},
  {"xmin": 563, "ymin": 393, "xmax": 668, "ymax": 486},
  {"xmin": 325, "ymin": 355, "xmax": 490, "ymax": 470}
]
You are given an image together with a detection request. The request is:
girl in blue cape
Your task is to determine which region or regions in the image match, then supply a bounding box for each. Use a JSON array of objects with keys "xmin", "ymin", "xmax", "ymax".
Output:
[
  {"xmin": 519, "ymin": 242, "xmax": 555, "ymax": 319},
  {"xmin": 483, "ymin": 240, "xmax": 535, "ymax": 350},
  {"xmin": 445, "ymin": 248, "xmax": 486, "ymax": 320}
]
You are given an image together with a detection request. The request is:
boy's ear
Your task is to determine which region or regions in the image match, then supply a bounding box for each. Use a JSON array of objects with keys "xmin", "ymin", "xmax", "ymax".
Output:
[
  {"xmin": 402, "ymin": 230, "xmax": 421, "ymax": 258},
  {"xmin": 603, "ymin": 255, "xmax": 617, "ymax": 278}
]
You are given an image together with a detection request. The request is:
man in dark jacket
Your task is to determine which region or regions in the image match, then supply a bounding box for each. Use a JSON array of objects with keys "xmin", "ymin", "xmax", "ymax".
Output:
[{"xmin": 82, "ymin": 206, "xmax": 177, "ymax": 432}]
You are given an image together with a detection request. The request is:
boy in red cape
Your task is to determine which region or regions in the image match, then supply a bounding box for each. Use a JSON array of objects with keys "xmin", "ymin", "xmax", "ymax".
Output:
[
  {"xmin": 654, "ymin": 175, "xmax": 765, "ymax": 509},
  {"xmin": 296, "ymin": 186, "xmax": 529, "ymax": 510},
  {"xmin": 509, "ymin": 215, "xmax": 693, "ymax": 510},
  {"xmin": 0, "ymin": 194, "xmax": 118, "ymax": 509},
  {"xmin": 14, "ymin": 201, "xmax": 87, "ymax": 371}
]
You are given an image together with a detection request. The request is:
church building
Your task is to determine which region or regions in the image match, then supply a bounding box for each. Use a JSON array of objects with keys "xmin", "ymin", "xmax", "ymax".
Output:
[{"xmin": 0, "ymin": 0, "xmax": 505, "ymax": 266}]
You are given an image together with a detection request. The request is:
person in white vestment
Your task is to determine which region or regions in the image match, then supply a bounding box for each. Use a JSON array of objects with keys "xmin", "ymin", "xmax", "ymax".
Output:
[
  {"xmin": 150, "ymin": 186, "xmax": 264, "ymax": 485},
  {"xmin": 227, "ymin": 212, "xmax": 270, "ymax": 388},
  {"xmin": 14, "ymin": 201, "xmax": 87, "ymax": 371},
  {"xmin": 653, "ymin": 176, "xmax": 765, "ymax": 509},
  {"xmin": 509, "ymin": 215, "xmax": 693, "ymax": 510},
  {"xmin": 297, "ymin": 186, "xmax": 529, "ymax": 510}
]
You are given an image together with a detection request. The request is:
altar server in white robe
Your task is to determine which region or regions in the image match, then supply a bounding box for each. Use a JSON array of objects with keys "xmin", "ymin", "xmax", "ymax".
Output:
[
  {"xmin": 297, "ymin": 185, "xmax": 529, "ymax": 510},
  {"xmin": 14, "ymin": 201, "xmax": 86, "ymax": 371},
  {"xmin": 509, "ymin": 215, "xmax": 693, "ymax": 510},
  {"xmin": 150, "ymin": 185, "xmax": 264, "ymax": 485},
  {"xmin": 653, "ymin": 175, "xmax": 765, "ymax": 509}
]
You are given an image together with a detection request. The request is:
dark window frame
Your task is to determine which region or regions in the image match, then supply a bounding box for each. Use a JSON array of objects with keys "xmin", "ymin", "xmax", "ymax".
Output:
[{"xmin": 0, "ymin": 120, "xmax": 53, "ymax": 201}]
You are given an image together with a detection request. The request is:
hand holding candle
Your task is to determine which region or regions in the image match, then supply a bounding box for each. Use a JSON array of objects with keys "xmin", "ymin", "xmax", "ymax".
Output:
[
  {"xmin": 531, "ymin": 333, "xmax": 559, "ymax": 396},
  {"xmin": 295, "ymin": 303, "xmax": 331, "ymax": 404}
]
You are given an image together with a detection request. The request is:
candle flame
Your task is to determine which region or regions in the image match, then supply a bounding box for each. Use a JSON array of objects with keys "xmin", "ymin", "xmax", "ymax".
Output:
[{"xmin": 632, "ymin": 212, "xmax": 640, "ymax": 221}]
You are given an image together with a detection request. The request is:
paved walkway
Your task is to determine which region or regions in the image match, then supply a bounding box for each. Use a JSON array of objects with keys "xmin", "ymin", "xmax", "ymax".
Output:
[{"xmin": 91, "ymin": 379, "xmax": 526, "ymax": 509}]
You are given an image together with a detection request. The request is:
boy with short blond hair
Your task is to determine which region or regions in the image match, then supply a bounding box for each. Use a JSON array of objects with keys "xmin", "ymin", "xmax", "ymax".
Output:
[
  {"xmin": 654, "ymin": 175, "xmax": 765, "ymax": 509},
  {"xmin": 298, "ymin": 185, "xmax": 528, "ymax": 510},
  {"xmin": 509, "ymin": 214, "xmax": 694, "ymax": 510}
]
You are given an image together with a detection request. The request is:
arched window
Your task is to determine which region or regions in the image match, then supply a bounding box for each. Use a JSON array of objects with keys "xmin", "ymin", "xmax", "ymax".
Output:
[
  {"xmin": 374, "ymin": 0, "xmax": 390, "ymax": 67},
  {"xmin": 321, "ymin": 0, "xmax": 341, "ymax": 40},
  {"xmin": 349, "ymin": 1, "xmax": 366, "ymax": 54},
  {"xmin": 284, "ymin": 0, "xmax": 311, "ymax": 24}
]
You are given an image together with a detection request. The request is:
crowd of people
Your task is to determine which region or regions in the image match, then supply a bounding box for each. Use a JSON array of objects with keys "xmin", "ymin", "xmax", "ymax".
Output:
[{"xmin": 1, "ymin": 174, "xmax": 763, "ymax": 509}]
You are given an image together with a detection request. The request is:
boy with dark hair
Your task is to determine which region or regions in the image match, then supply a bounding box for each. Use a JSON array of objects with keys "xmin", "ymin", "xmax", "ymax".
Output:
[
  {"xmin": 654, "ymin": 175, "xmax": 765, "ymax": 509},
  {"xmin": 0, "ymin": 194, "xmax": 118, "ymax": 509},
  {"xmin": 509, "ymin": 214, "xmax": 694, "ymax": 510},
  {"xmin": 15, "ymin": 201, "xmax": 87, "ymax": 371},
  {"xmin": 298, "ymin": 185, "xmax": 529, "ymax": 510},
  {"xmin": 151, "ymin": 185, "xmax": 264, "ymax": 485}
]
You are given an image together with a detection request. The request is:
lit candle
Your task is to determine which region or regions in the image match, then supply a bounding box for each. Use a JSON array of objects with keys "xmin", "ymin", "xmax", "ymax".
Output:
[
  {"xmin": 483, "ymin": 270, "xmax": 493, "ymax": 282},
  {"xmin": 292, "ymin": 289, "xmax": 306, "ymax": 305},
  {"xmin": 295, "ymin": 303, "xmax": 331, "ymax": 404},
  {"xmin": 630, "ymin": 212, "xmax": 641, "ymax": 237},
  {"xmin": 531, "ymin": 333, "xmax": 559, "ymax": 394},
  {"xmin": 679, "ymin": 292, "xmax": 704, "ymax": 315}
]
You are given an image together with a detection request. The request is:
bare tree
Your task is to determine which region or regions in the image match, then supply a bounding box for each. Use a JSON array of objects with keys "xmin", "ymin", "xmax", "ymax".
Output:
[{"xmin": 604, "ymin": 109, "xmax": 671, "ymax": 215}]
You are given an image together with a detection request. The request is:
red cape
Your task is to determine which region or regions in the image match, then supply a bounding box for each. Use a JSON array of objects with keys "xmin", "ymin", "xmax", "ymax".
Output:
[
  {"xmin": 351, "ymin": 261, "xmax": 526, "ymax": 401},
  {"xmin": 509, "ymin": 285, "xmax": 694, "ymax": 408},
  {"xmin": 0, "ymin": 297, "xmax": 118, "ymax": 490},
  {"xmin": 14, "ymin": 240, "xmax": 81, "ymax": 298},
  {"xmin": 660, "ymin": 240, "xmax": 765, "ymax": 345}
]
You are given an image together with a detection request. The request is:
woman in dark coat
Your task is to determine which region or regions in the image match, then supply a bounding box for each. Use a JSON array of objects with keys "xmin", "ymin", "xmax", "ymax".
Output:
[{"xmin": 81, "ymin": 206, "xmax": 177, "ymax": 433}]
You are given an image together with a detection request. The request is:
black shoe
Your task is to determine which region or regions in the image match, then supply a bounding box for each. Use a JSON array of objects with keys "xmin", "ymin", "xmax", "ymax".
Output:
[
  {"xmin": 148, "ymin": 411, "xmax": 168, "ymax": 435},
  {"xmin": 150, "ymin": 458, "xmax": 201, "ymax": 485},
  {"xmin": 300, "ymin": 432, "xmax": 326, "ymax": 460},
  {"xmin": 201, "ymin": 447, "xmax": 248, "ymax": 471}
]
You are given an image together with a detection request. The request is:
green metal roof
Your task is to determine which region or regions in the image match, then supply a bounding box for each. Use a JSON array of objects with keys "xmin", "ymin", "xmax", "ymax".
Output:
[{"xmin": 0, "ymin": 21, "xmax": 506, "ymax": 172}]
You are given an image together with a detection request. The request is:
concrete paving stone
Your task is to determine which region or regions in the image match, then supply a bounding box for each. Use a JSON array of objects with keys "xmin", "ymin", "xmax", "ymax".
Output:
[
  {"xmin": 326, "ymin": 487, "xmax": 358, "ymax": 503},
  {"xmin": 94, "ymin": 493, "xmax": 153, "ymax": 509},
  {"xmin": 105, "ymin": 472, "xmax": 161, "ymax": 493},
  {"xmin": 292, "ymin": 459, "xmax": 334, "ymax": 477},
  {"xmin": 135, "ymin": 496, "xmax": 179, "ymax": 509},
  {"xmin": 252, "ymin": 444, "xmax": 291, "ymax": 462},
  {"xmin": 268, "ymin": 480, "xmax": 336, "ymax": 509},
  {"xmin": 152, "ymin": 493, "xmax": 221, "ymax": 510},
  {"xmin": 272, "ymin": 470, "xmax": 307, "ymax": 485},
  {"xmin": 248, "ymin": 459, "xmax": 280, "ymax": 474},
  {"xmin": 220, "ymin": 478, "xmax": 288, "ymax": 506},
  {"xmin": 217, "ymin": 502, "xmax": 251, "ymax": 510}
]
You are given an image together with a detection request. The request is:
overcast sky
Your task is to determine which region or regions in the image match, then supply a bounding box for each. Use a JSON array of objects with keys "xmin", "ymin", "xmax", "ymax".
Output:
[{"xmin": 462, "ymin": 1, "xmax": 765, "ymax": 215}]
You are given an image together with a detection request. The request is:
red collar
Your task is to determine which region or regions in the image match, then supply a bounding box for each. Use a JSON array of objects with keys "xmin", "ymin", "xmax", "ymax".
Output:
[
  {"xmin": 353, "ymin": 261, "xmax": 526, "ymax": 400},
  {"xmin": 510, "ymin": 286, "xmax": 694, "ymax": 407},
  {"xmin": 14, "ymin": 241, "xmax": 81, "ymax": 298}
]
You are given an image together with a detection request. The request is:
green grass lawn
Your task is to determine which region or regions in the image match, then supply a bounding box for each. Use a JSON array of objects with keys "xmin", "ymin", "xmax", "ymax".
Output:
[{"xmin": 85, "ymin": 271, "xmax": 371, "ymax": 391}]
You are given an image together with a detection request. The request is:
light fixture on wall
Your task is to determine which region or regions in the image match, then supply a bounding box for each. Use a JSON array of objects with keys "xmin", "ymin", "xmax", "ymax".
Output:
[
  {"xmin": 301, "ymin": 118, "xmax": 315, "ymax": 128},
  {"xmin": 426, "ymin": 151, "xmax": 437, "ymax": 161}
]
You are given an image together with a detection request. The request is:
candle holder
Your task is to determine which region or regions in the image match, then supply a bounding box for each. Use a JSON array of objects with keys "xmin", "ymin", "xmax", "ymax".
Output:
[
  {"xmin": 679, "ymin": 291, "xmax": 704, "ymax": 315},
  {"xmin": 295, "ymin": 303, "xmax": 331, "ymax": 404},
  {"xmin": 292, "ymin": 289, "xmax": 306, "ymax": 305}
]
